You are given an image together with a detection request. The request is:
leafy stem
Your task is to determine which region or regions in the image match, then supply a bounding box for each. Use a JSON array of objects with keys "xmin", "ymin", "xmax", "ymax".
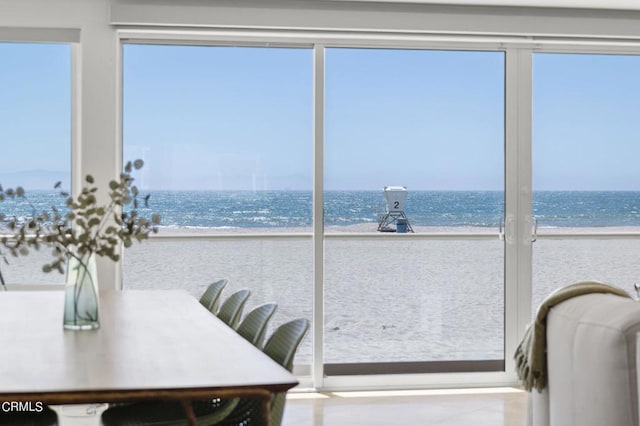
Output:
[{"xmin": 0, "ymin": 159, "xmax": 161, "ymax": 279}]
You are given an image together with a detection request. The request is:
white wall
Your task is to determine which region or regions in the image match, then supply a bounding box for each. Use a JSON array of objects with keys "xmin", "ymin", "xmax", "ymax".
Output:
[{"xmin": 110, "ymin": 0, "xmax": 640, "ymax": 39}]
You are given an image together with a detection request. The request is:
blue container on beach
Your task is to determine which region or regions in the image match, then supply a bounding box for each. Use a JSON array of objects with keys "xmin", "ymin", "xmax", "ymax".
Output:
[{"xmin": 396, "ymin": 218, "xmax": 407, "ymax": 233}]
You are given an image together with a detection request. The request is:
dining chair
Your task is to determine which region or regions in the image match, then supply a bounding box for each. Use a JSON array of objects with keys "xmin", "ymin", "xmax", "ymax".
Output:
[
  {"xmin": 100, "ymin": 396, "xmax": 239, "ymax": 426},
  {"xmin": 214, "ymin": 318, "xmax": 310, "ymax": 426},
  {"xmin": 235, "ymin": 303, "xmax": 277, "ymax": 348},
  {"xmin": 99, "ymin": 318, "xmax": 308, "ymax": 426},
  {"xmin": 216, "ymin": 289, "xmax": 251, "ymax": 329},
  {"xmin": 198, "ymin": 279, "xmax": 229, "ymax": 313},
  {"xmin": 0, "ymin": 407, "xmax": 58, "ymax": 426}
]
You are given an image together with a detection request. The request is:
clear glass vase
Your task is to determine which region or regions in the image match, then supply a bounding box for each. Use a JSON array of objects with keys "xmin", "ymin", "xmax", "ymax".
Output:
[{"xmin": 63, "ymin": 253, "xmax": 100, "ymax": 330}]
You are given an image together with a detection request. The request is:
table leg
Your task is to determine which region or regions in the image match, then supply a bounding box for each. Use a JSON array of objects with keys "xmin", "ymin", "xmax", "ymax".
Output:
[
  {"xmin": 180, "ymin": 399, "xmax": 197, "ymax": 426},
  {"xmin": 262, "ymin": 393, "xmax": 273, "ymax": 426}
]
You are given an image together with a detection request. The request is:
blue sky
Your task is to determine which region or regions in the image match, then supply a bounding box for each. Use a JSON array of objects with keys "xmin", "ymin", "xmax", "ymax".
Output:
[
  {"xmin": 0, "ymin": 43, "xmax": 70, "ymax": 188},
  {"xmin": 3, "ymin": 43, "xmax": 640, "ymax": 191},
  {"xmin": 534, "ymin": 53, "xmax": 640, "ymax": 190},
  {"xmin": 123, "ymin": 45, "xmax": 504, "ymax": 191}
]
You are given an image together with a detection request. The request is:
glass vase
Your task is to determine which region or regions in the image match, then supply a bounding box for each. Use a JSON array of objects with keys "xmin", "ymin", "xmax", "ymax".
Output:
[{"xmin": 63, "ymin": 253, "xmax": 100, "ymax": 330}]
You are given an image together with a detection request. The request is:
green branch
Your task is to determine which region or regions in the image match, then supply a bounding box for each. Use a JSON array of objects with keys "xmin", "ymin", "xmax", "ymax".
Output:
[{"xmin": 0, "ymin": 159, "xmax": 160, "ymax": 278}]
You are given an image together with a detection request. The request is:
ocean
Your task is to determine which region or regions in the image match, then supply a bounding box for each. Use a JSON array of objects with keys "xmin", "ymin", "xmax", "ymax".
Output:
[{"xmin": 4, "ymin": 190, "xmax": 640, "ymax": 229}]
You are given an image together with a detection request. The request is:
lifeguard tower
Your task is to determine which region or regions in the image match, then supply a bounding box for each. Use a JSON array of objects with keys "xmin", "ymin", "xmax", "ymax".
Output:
[{"xmin": 377, "ymin": 186, "xmax": 414, "ymax": 233}]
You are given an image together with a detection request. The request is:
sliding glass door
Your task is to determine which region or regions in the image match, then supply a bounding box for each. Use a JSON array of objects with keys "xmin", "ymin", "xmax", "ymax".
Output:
[{"xmin": 323, "ymin": 48, "xmax": 506, "ymax": 374}]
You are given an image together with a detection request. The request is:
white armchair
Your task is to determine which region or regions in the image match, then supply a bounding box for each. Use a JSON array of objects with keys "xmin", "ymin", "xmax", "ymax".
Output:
[{"xmin": 527, "ymin": 292, "xmax": 640, "ymax": 426}]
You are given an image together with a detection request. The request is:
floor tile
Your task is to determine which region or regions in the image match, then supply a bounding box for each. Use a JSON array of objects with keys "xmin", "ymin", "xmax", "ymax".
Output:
[{"xmin": 52, "ymin": 388, "xmax": 527, "ymax": 426}]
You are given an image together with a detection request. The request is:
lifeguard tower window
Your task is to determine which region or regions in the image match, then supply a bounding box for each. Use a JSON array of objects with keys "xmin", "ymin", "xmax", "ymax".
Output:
[{"xmin": 377, "ymin": 186, "xmax": 414, "ymax": 233}]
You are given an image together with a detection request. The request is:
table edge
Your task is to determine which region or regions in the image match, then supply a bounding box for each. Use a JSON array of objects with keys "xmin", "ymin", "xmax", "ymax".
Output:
[{"xmin": 0, "ymin": 381, "xmax": 299, "ymax": 404}]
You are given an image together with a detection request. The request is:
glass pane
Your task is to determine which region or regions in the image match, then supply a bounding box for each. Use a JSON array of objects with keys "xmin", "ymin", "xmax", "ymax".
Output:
[
  {"xmin": 324, "ymin": 48, "xmax": 505, "ymax": 366},
  {"xmin": 0, "ymin": 42, "xmax": 71, "ymax": 286},
  {"xmin": 122, "ymin": 45, "xmax": 313, "ymax": 366},
  {"xmin": 533, "ymin": 53, "xmax": 640, "ymax": 307},
  {"xmin": 123, "ymin": 44, "xmax": 312, "ymax": 197},
  {"xmin": 325, "ymin": 237, "xmax": 504, "ymax": 363},
  {"xmin": 123, "ymin": 44, "xmax": 313, "ymax": 230},
  {"xmin": 533, "ymin": 238, "xmax": 640, "ymax": 309}
]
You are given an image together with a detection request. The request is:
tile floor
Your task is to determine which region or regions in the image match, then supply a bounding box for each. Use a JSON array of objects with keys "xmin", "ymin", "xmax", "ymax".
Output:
[
  {"xmin": 282, "ymin": 387, "xmax": 527, "ymax": 426},
  {"xmin": 52, "ymin": 387, "xmax": 527, "ymax": 426}
]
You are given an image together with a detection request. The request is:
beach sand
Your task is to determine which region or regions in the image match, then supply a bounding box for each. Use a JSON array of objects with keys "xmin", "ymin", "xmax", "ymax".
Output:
[{"xmin": 4, "ymin": 224, "xmax": 640, "ymax": 366}]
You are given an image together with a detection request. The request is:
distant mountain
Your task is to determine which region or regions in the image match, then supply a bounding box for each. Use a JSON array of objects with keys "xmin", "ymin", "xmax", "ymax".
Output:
[{"xmin": 0, "ymin": 170, "xmax": 70, "ymax": 190}]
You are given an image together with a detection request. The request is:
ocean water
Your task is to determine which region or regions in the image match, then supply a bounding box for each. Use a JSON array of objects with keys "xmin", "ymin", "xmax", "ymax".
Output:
[{"xmin": 3, "ymin": 190, "xmax": 640, "ymax": 228}]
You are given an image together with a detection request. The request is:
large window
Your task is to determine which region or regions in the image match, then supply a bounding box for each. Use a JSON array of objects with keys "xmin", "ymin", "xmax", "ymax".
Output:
[
  {"xmin": 124, "ymin": 42, "xmax": 640, "ymax": 381},
  {"xmin": 123, "ymin": 44, "xmax": 507, "ymax": 374},
  {"xmin": 0, "ymin": 42, "xmax": 71, "ymax": 286},
  {"xmin": 3, "ymin": 0, "xmax": 640, "ymax": 394}
]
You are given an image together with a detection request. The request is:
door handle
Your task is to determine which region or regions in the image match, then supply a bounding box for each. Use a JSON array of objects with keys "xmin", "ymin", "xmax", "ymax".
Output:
[{"xmin": 500, "ymin": 216, "xmax": 515, "ymax": 244}]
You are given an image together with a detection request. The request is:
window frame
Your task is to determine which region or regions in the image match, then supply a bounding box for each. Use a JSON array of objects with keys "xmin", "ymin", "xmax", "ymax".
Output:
[{"xmin": 118, "ymin": 32, "xmax": 518, "ymax": 390}]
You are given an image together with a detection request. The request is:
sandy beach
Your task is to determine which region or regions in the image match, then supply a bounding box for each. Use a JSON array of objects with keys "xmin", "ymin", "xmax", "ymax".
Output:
[
  {"xmin": 123, "ymin": 225, "xmax": 640, "ymax": 365},
  {"xmin": 4, "ymin": 224, "xmax": 640, "ymax": 366}
]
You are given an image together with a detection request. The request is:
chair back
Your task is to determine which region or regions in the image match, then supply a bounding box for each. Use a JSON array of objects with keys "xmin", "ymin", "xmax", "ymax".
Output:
[
  {"xmin": 198, "ymin": 279, "xmax": 229, "ymax": 313},
  {"xmin": 236, "ymin": 303, "xmax": 277, "ymax": 348},
  {"xmin": 217, "ymin": 289, "xmax": 251, "ymax": 328},
  {"xmin": 263, "ymin": 318, "xmax": 309, "ymax": 426},
  {"xmin": 211, "ymin": 318, "xmax": 309, "ymax": 426}
]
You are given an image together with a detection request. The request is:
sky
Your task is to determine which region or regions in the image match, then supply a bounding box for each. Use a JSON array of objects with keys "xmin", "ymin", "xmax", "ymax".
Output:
[
  {"xmin": 0, "ymin": 43, "xmax": 70, "ymax": 189},
  {"xmin": 3, "ymin": 43, "xmax": 640, "ymax": 191}
]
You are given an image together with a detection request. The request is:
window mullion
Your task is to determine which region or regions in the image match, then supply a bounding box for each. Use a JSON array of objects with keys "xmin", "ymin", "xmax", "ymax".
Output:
[
  {"xmin": 312, "ymin": 44, "xmax": 326, "ymax": 390},
  {"xmin": 504, "ymin": 47, "xmax": 533, "ymax": 381}
]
